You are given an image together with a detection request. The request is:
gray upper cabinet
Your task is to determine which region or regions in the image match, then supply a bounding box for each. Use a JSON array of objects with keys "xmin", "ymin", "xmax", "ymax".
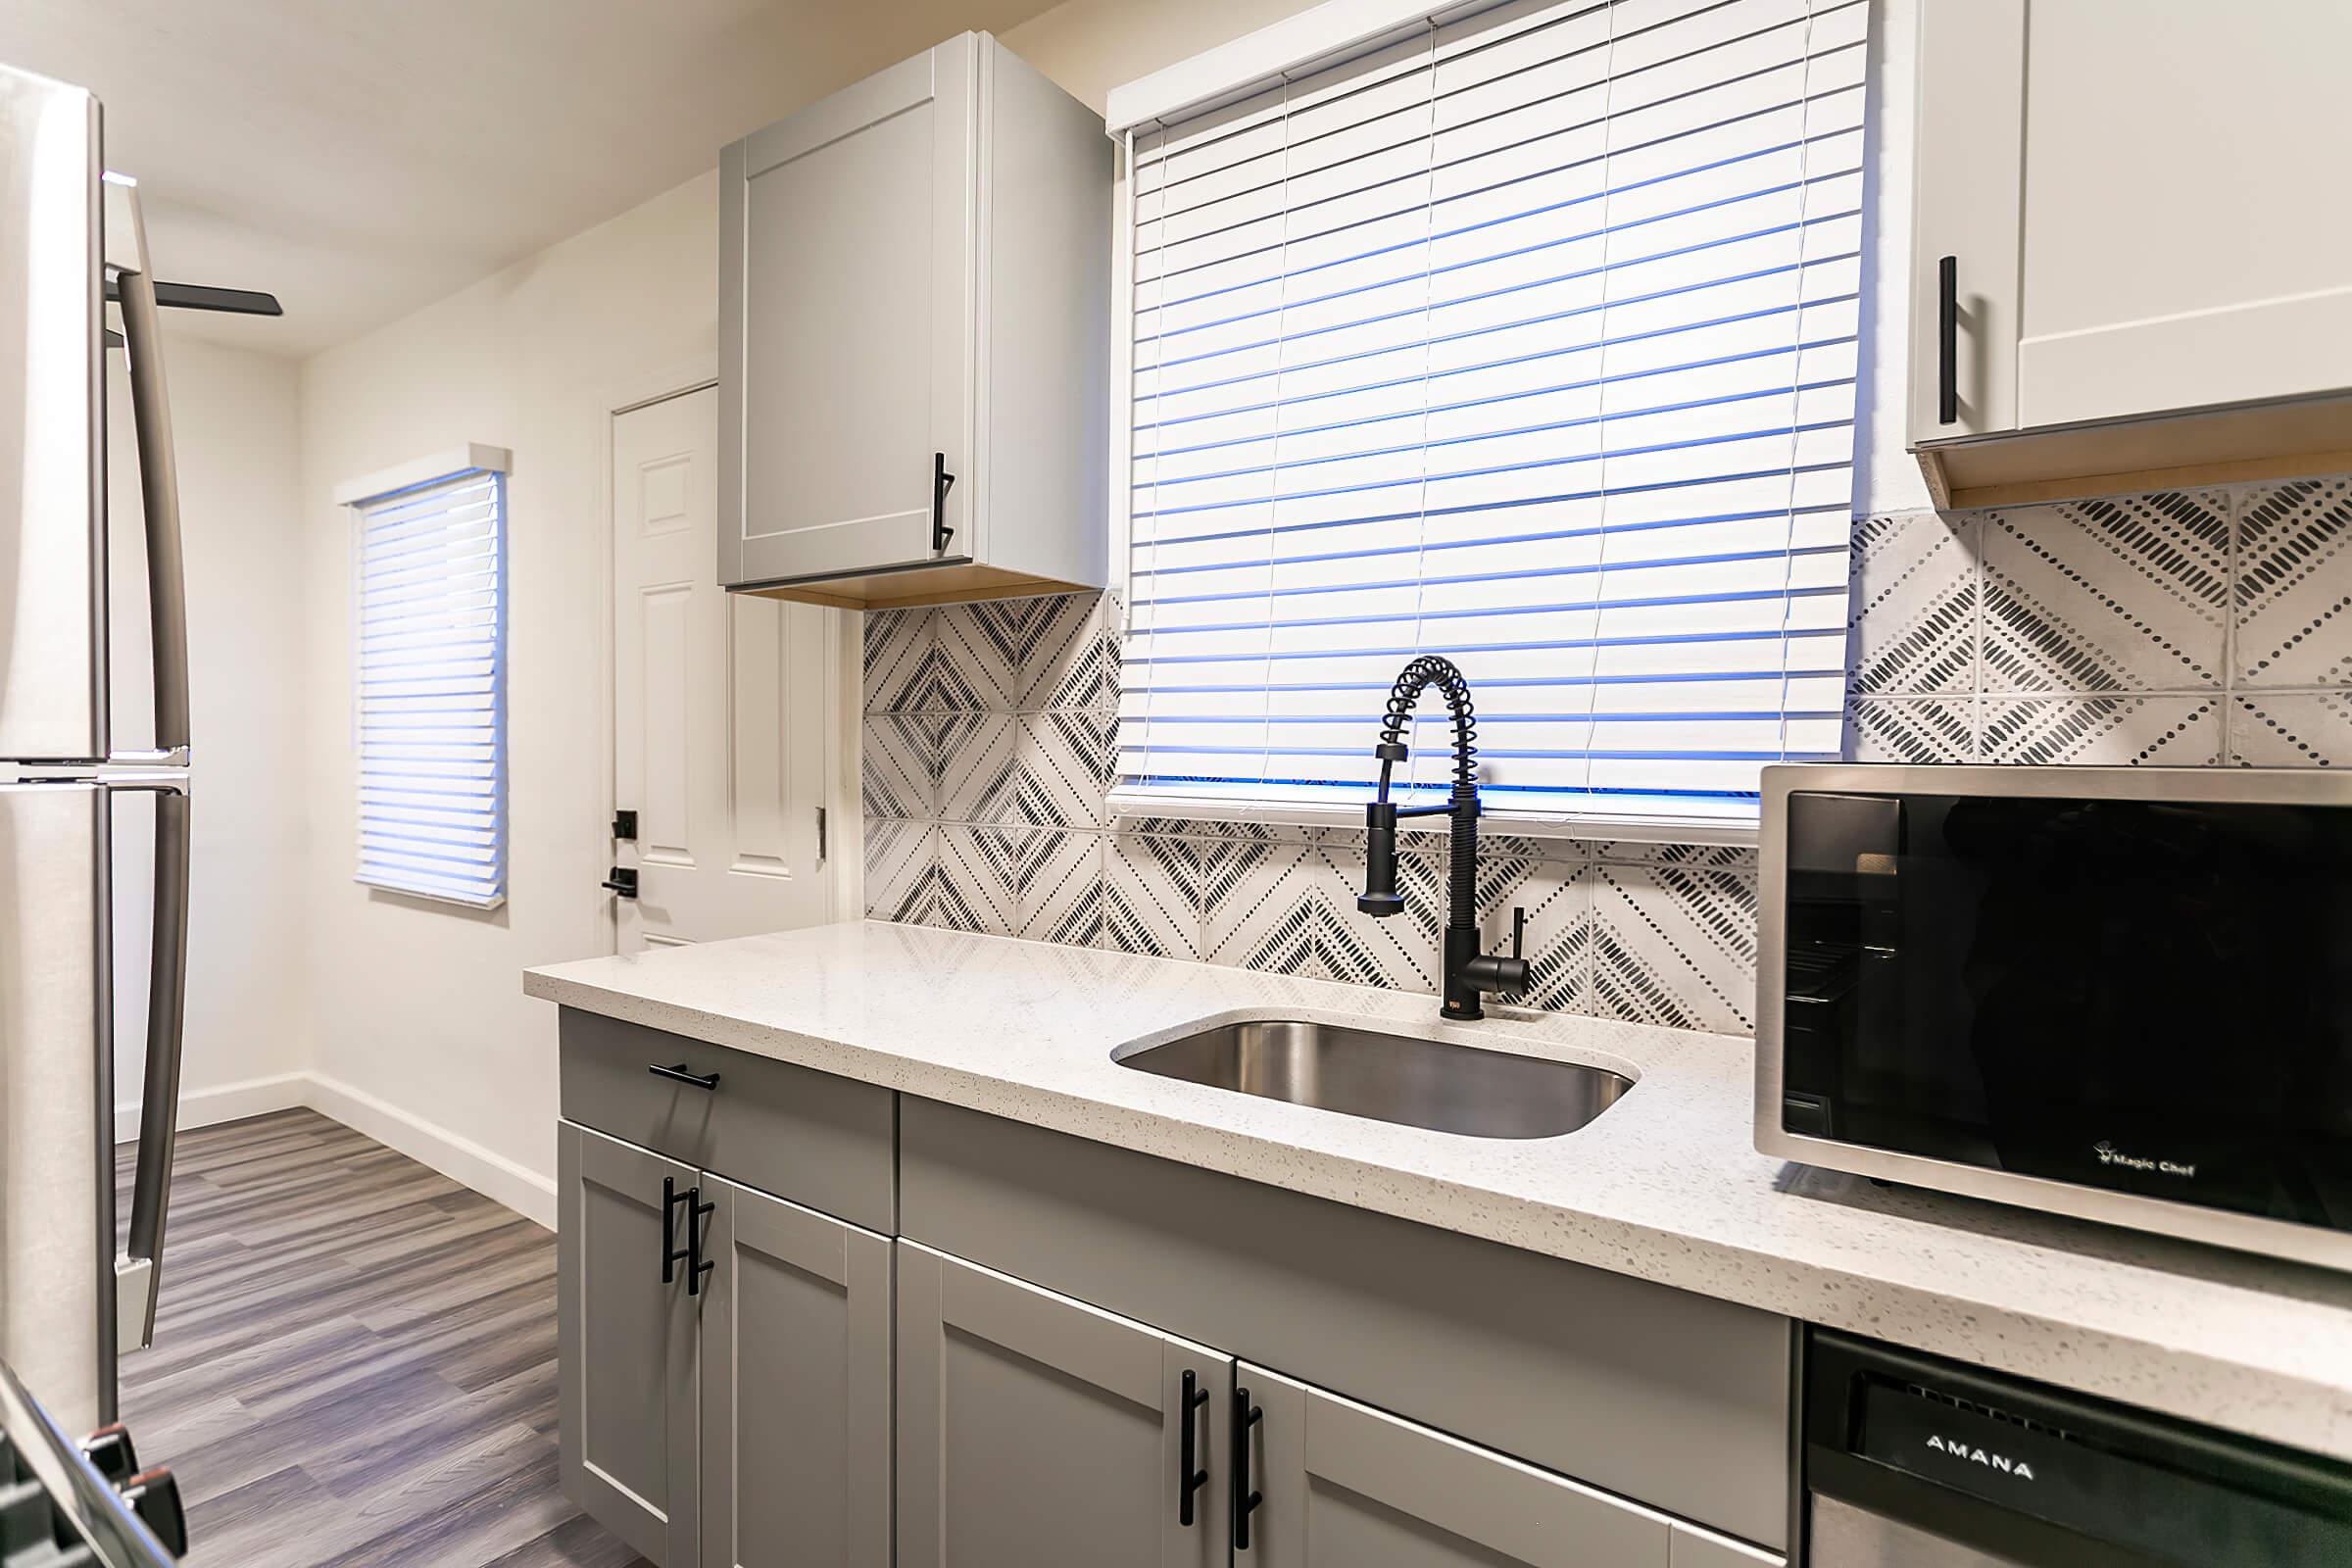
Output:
[
  {"xmin": 1237, "ymin": 1363, "xmax": 1674, "ymax": 1568},
  {"xmin": 896, "ymin": 1242, "xmax": 1233, "ymax": 1568},
  {"xmin": 719, "ymin": 31, "xmax": 1109, "ymax": 610},
  {"xmin": 1908, "ymin": 0, "xmax": 2352, "ymax": 507},
  {"xmin": 558, "ymin": 1121, "xmax": 700, "ymax": 1567},
  {"xmin": 699, "ymin": 1175, "xmax": 893, "ymax": 1568}
]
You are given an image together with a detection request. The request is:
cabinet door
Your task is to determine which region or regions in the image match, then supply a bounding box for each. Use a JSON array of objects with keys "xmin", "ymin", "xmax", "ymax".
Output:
[
  {"xmin": 558, "ymin": 1121, "xmax": 701, "ymax": 1567},
  {"xmin": 719, "ymin": 33, "xmax": 974, "ymax": 588},
  {"xmin": 2012, "ymin": 0, "xmax": 2352, "ymax": 428},
  {"xmin": 1906, "ymin": 0, "xmax": 2026, "ymax": 445},
  {"xmin": 699, "ymin": 1176, "xmax": 892, "ymax": 1568},
  {"xmin": 1237, "ymin": 1364, "xmax": 1674, "ymax": 1568},
  {"xmin": 896, "ymin": 1242, "xmax": 1232, "ymax": 1568}
]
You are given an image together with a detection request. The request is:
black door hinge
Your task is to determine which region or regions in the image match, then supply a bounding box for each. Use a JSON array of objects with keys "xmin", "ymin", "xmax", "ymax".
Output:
[
  {"xmin": 612, "ymin": 808, "xmax": 638, "ymax": 842},
  {"xmin": 602, "ymin": 866, "xmax": 639, "ymax": 899},
  {"xmin": 932, "ymin": 452, "xmax": 956, "ymax": 554}
]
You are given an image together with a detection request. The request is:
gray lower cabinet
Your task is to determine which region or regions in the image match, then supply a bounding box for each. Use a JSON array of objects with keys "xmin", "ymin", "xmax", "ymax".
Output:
[
  {"xmin": 558, "ymin": 1118, "xmax": 893, "ymax": 1568},
  {"xmin": 900, "ymin": 1096, "xmax": 1789, "ymax": 1548},
  {"xmin": 896, "ymin": 1241, "xmax": 1234, "ymax": 1568},
  {"xmin": 699, "ymin": 1175, "xmax": 893, "ymax": 1568},
  {"xmin": 1237, "ymin": 1363, "xmax": 1673, "ymax": 1567},
  {"xmin": 554, "ymin": 1017, "xmax": 1788, "ymax": 1568},
  {"xmin": 559, "ymin": 1121, "xmax": 700, "ymax": 1566}
]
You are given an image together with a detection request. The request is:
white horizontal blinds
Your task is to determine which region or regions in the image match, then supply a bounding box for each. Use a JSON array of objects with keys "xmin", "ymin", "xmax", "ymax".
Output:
[
  {"xmin": 1122, "ymin": 0, "xmax": 1866, "ymax": 821},
  {"xmin": 353, "ymin": 468, "xmax": 508, "ymax": 906}
]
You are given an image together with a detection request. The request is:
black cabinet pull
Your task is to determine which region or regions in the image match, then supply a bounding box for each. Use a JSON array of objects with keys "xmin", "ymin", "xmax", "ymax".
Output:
[
  {"xmin": 1936, "ymin": 254, "xmax": 1959, "ymax": 425},
  {"xmin": 932, "ymin": 452, "xmax": 956, "ymax": 554},
  {"xmin": 1233, "ymin": 1387, "xmax": 1264, "ymax": 1550},
  {"xmin": 1177, "ymin": 1369, "xmax": 1210, "ymax": 1527},
  {"xmin": 661, "ymin": 1176, "xmax": 691, "ymax": 1285},
  {"xmin": 686, "ymin": 1187, "xmax": 714, "ymax": 1298},
  {"xmin": 649, "ymin": 1062, "xmax": 720, "ymax": 1091}
]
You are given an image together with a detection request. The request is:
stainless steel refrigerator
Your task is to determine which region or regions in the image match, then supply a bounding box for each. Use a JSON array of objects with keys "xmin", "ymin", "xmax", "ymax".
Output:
[{"xmin": 1, "ymin": 61, "xmax": 191, "ymax": 1440}]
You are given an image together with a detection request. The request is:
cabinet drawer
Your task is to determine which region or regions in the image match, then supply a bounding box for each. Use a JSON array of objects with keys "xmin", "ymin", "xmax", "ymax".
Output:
[{"xmin": 558, "ymin": 1007, "xmax": 894, "ymax": 1233}]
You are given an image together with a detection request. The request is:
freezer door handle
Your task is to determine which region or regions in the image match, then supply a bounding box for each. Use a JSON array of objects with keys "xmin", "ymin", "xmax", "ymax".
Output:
[
  {"xmin": 120, "ymin": 785, "xmax": 190, "ymax": 1350},
  {"xmin": 105, "ymin": 175, "xmax": 192, "ymax": 765}
]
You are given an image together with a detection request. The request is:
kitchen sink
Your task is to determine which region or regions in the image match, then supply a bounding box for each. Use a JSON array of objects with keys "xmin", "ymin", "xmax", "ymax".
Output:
[{"xmin": 1113, "ymin": 1018, "xmax": 1631, "ymax": 1140}]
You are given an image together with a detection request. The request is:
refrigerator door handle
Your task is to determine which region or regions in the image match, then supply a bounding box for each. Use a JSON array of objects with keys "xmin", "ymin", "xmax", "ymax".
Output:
[
  {"xmin": 119, "ymin": 783, "xmax": 189, "ymax": 1351},
  {"xmin": 104, "ymin": 174, "xmax": 191, "ymax": 766}
]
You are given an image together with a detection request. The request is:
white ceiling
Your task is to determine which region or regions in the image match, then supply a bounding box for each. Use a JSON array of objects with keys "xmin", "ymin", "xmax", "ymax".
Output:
[{"xmin": 2, "ymin": 0, "xmax": 1064, "ymax": 358}]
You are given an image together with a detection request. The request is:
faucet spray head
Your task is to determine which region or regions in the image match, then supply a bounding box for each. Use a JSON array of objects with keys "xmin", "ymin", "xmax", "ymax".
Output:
[
  {"xmin": 1359, "ymin": 740, "xmax": 1409, "ymax": 916},
  {"xmin": 1358, "ymin": 799, "xmax": 1404, "ymax": 916}
]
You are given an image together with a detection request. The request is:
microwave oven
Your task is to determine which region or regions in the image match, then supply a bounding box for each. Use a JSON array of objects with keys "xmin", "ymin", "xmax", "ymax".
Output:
[{"xmin": 1756, "ymin": 764, "xmax": 2352, "ymax": 1271}]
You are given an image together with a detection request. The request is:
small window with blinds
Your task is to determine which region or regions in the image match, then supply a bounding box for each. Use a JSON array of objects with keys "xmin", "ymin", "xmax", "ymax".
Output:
[
  {"xmin": 1115, "ymin": 0, "xmax": 1868, "ymax": 828},
  {"xmin": 344, "ymin": 456, "xmax": 510, "ymax": 907}
]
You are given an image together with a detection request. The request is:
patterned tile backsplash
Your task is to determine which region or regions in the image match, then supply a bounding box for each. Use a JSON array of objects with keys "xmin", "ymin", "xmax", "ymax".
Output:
[{"xmin": 864, "ymin": 475, "xmax": 2352, "ymax": 1037}]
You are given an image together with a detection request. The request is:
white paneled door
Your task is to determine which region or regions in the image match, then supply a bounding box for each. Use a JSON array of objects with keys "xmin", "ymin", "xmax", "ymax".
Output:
[{"xmin": 611, "ymin": 385, "xmax": 840, "ymax": 952}]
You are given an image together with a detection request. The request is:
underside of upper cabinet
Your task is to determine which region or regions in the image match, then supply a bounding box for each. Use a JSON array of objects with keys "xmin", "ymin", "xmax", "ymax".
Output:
[
  {"xmin": 1916, "ymin": 393, "xmax": 2352, "ymax": 512},
  {"xmin": 739, "ymin": 561, "xmax": 1094, "ymax": 611},
  {"xmin": 718, "ymin": 31, "xmax": 1109, "ymax": 605}
]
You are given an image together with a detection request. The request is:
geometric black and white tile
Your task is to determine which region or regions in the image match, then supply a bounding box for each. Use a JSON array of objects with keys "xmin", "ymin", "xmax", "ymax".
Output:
[
  {"xmin": 1102, "ymin": 831, "xmax": 1203, "ymax": 960},
  {"xmin": 1843, "ymin": 695, "xmax": 1976, "ymax": 763},
  {"xmin": 1981, "ymin": 491, "xmax": 2230, "ymax": 693},
  {"xmin": 862, "ymin": 604, "xmax": 933, "ymax": 713},
  {"xmin": 2233, "ymin": 478, "xmax": 2352, "ymax": 688},
  {"xmin": 1589, "ymin": 855, "xmax": 1759, "ymax": 1037},
  {"xmin": 2230, "ymin": 691, "xmax": 2352, "ymax": 766},
  {"xmin": 1978, "ymin": 696, "xmax": 2224, "ymax": 766},
  {"xmin": 1846, "ymin": 510, "xmax": 1980, "ymax": 693}
]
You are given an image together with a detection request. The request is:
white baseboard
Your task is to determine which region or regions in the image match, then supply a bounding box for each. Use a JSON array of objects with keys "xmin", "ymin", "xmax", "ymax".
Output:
[
  {"xmin": 300, "ymin": 1073, "xmax": 557, "ymax": 1231},
  {"xmin": 119, "ymin": 1069, "xmax": 559, "ymax": 1231},
  {"xmin": 116, "ymin": 1071, "xmax": 308, "ymax": 1145}
]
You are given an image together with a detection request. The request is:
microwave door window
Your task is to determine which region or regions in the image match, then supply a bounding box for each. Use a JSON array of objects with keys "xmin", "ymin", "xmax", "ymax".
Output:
[{"xmin": 1780, "ymin": 793, "xmax": 2352, "ymax": 1230}]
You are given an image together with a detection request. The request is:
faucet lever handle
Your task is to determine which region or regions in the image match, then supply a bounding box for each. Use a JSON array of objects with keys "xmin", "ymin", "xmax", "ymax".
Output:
[{"xmin": 1510, "ymin": 906, "xmax": 1526, "ymax": 961}]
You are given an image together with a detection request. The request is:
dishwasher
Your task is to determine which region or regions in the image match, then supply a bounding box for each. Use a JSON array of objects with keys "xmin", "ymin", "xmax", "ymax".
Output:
[{"xmin": 1801, "ymin": 1329, "xmax": 2352, "ymax": 1566}]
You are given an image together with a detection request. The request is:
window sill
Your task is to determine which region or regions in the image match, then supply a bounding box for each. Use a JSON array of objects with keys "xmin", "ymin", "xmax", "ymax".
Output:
[{"xmin": 1102, "ymin": 788, "xmax": 1762, "ymax": 848}]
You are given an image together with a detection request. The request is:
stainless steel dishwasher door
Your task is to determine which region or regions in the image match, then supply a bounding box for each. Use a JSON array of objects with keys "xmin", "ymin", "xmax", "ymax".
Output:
[{"xmin": 1810, "ymin": 1495, "xmax": 2023, "ymax": 1567}]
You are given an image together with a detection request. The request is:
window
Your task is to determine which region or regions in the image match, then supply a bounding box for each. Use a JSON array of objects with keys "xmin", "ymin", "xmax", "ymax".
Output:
[
  {"xmin": 1110, "ymin": 0, "xmax": 1867, "ymax": 830},
  {"xmin": 337, "ymin": 446, "xmax": 512, "ymax": 907}
]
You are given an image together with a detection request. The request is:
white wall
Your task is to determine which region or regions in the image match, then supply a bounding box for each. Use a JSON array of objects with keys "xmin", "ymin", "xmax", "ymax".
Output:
[
  {"xmin": 295, "ymin": 174, "xmax": 721, "ymax": 1223},
  {"xmin": 1003, "ymin": 0, "xmax": 1326, "ymax": 111},
  {"xmin": 108, "ymin": 333, "xmax": 311, "ymax": 1141}
]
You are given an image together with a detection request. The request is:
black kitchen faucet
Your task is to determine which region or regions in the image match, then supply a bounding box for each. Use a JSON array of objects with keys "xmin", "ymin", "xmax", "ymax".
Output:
[{"xmin": 1356, "ymin": 655, "xmax": 1530, "ymax": 1020}]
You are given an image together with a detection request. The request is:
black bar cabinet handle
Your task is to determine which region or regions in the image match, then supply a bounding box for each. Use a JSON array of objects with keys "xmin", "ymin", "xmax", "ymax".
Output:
[
  {"xmin": 1178, "ymin": 1369, "xmax": 1210, "ymax": 1526},
  {"xmin": 1233, "ymin": 1388, "xmax": 1264, "ymax": 1550},
  {"xmin": 686, "ymin": 1188, "xmax": 715, "ymax": 1298},
  {"xmin": 932, "ymin": 452, "xmax": 956, "ymax": 554},
  {"xmin": 1936, "ymin": 254, "xmax": 1959, "ymax": 425},
  {"xmin": 650, "ymin": 1062, "xmax": 720, "ymax": 1091},
  {"xmin": 661, "ymin": 1176, "xmax": 691, "ymax": 1285}
]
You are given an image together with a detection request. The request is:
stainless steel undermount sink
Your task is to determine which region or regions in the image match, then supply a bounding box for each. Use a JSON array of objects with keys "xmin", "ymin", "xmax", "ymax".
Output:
[{"xmin": 1113, "ymin": 1018, "xmax": 1631, "ymax": 1140}]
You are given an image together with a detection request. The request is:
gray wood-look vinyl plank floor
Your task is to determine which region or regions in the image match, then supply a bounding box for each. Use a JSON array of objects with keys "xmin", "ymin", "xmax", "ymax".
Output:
[{"xmin": 117, "ymin": 1107, "xmax": 651, "ymax": 1568}]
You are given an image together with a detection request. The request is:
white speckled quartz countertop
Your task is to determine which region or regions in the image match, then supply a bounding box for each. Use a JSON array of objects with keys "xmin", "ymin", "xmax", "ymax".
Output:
[{"xmin": 525, "ymin": 919, "xmax": 2352, "ymax": 1461}]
